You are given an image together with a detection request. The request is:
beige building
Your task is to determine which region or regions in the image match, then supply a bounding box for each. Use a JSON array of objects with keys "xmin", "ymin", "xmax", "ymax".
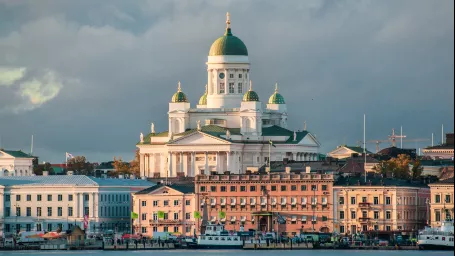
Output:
[
  {"xmin": 133, "ymin": 184, "xmax": 196, "ymax": 237},
  {"xmin": 0, "ymin": 150, "xmax": 35, "ymax": 177},
  {"xmin": 429, "ymin": 178, "xmax": 454, "ymax": 227},
  {"xmin": 333, "ymin": 177, "xmax": 430, "ymax": 235}
]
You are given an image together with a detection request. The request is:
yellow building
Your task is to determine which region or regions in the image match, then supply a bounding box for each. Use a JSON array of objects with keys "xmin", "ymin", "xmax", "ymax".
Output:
[
  {"xmin": 333, "ymin": 177, "xmax": 430, "ymax": 235},
  {"xmin": 429, "ymin": 178, "xmax": 454, "ymax": 227}
]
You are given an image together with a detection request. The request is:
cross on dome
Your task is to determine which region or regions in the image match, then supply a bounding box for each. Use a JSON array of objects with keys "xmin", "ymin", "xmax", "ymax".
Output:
[
  {"xmin": 177, "ymin": 81, "xmax": 182, "ymax": 92},
  {"xmin": 249, "ymin": 80, "xmax": 253, "ymax": 91},
  {"xmin": 226, "ymin": 12, "xmax": 231, "ymax": 29},
  {"xmin": 275, "ymin": 82, "xmax": 279, "ymax": 93}
]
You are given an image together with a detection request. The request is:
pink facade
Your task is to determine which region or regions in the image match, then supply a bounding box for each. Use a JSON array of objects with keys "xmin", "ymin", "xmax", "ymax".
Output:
[
  {"xmin": 133, "ymin": 184, "xmax": 196, "ymax": 237},
  {"xmin": 195, "ymin": 173, "xmax": 334, "ymax": 236}
]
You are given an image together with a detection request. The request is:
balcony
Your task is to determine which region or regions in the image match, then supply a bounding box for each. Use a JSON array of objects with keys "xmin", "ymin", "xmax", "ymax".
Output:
[
  {"xmin": 359, "ymin": 203, "xmax": 371, "ymax": 208},
  {"xmin": 359, "ymin": 217, "xmax": 371, "ymax": 223}
]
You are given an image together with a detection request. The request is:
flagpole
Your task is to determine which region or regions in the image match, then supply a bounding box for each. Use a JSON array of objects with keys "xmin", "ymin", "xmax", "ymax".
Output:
[
  {"xmin": 364, "ymin": 114, "xmax": 367, "ymax": 183},
  {"xmin": 268, "ymin": 142, "xmax": 271, "ymax": 168}
]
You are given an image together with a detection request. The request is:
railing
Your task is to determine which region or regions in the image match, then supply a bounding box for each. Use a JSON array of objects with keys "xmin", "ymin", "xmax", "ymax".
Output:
[
  {"xmin": 359, "ymin": 217, "xmax": 371, "ymax": 222},
  {"xmin": 359, "ymin": 202, "xmax": 371, "ymax": 208},
  {"xmin": 195, "ymin": 174, "xmax": 334, "ymax": 181}
]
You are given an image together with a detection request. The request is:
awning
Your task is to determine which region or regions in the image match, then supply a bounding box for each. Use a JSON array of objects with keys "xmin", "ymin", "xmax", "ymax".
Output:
[
  {"xmin": 241, "ymin": 216, "xmax": 247, "ymax": 222},
  {"xmin": 230, "ymin": 216, "xmax": 237, "ymax": 221},
  {"xmin": 211, "ymin": 216, "xmax": 217, "ymax": 222},
  {"xmin": 302, "ymin": 216, "xmax": 307, "ymax": 221},
  {"xmin": 291, "ymin": 216, "xmax": 297, "ymax": 221},
  {"xmin": 230, "ymin": 198, "xmax": 236, "ymax": 205},
  {"xmin": 302, "ymin": 198, "xmax": 307, "ymax": 205},
  {"xmin": 252, "ymin": 211, "xmax": 273, "ymax": 216}
]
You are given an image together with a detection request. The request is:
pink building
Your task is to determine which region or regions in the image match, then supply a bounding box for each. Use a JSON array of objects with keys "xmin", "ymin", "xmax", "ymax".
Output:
[
  {"xmin": 133, "ymin": 184, "xmax": 196, "ymax": 237},
  {"xmin": 195, "ymin": 171, "xmax": 334, "ymax": 236}
]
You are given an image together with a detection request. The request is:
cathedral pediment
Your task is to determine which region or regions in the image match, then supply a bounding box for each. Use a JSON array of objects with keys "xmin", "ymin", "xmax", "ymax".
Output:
[
  {"xmin": 169, "ymin": 131, "xmax": 231, "ymax": 145},
  {"xmin": 298, "ymin": 133, "xmax": 320, "ymax": 146}
]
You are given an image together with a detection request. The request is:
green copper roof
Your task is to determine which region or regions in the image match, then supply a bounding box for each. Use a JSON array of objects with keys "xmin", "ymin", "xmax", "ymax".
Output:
[
  {"xmin": 198, "ymin": 86, "xmax": 208, "ymax": 105},
  {"xmin": 243, "ymin": 90, "xmax": 259, "ymax": 102},
  {"xmin": 268, "ymin": 92, "xmax": 285, "ymax": 104},
  {"xmin": 2, "ymin": 150, "xmax": 35, "ymax": 158},
  {"xmin": 171, "ymin": 82, "xmax": 188, "ymax": 103},
  {"xmin": 209, "ymin": 28, "xmax": 248, "ymax": 56}
]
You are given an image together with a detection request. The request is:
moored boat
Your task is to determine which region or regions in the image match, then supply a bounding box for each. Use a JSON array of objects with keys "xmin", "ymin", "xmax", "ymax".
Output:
[{"xmin": 418, "ymin": 220, "xmax": 454, "ymax": 250}]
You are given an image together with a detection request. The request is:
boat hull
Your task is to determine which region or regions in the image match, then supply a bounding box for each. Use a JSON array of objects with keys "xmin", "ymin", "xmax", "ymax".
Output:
[
  {"xmin": 195, "ymin": 244, "xmax": 243, "ymax": 249},
  {"xmin": 419, "ymin": 244, "xmax": 454, "ymax": 251}
]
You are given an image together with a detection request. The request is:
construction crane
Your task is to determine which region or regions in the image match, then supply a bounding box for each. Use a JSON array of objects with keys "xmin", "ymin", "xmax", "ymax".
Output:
[
  {"xmin": 367, "ymin": 128, "xmax": 430, "ymax": 153},
  {"xmin": 367, "ymin": 139, "xmax": 390, "ymax": 153}
]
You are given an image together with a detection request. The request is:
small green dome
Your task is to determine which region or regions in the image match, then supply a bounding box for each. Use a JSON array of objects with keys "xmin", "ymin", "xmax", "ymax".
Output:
[
  {"xmin": 243, "ymin": 81, "xmax": 259, "ymax": 102},
  {"xmin": 198, "ymin": 85, "xmax": 208, "ymax": 105},
  {"xmin": 171, "ymin": 82, "xmax": 188, "ymax": 103},
  {"xmin": 209, "ymin": 14, "xmax": 248, "ymax": 56},
  {"xmin": 268, "ymin": 84, "xmax": 285, "ymax": 104}
]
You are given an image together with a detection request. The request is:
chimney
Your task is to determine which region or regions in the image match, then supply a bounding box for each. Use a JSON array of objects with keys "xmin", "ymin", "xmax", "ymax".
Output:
[
  {"xmin": 306, "ymin": 166, "xmax": 311, "ymax": 174},
  {"xmin": 285, "ymin": 167, "xmax": 291, "ymax": 174},
  {"xmin": 67, "ymin": 171, "xmax": 73, "ymax": 176},
  {"xmin": 42, "ymin": 171, "xmax": 49, "ymax": 176}
]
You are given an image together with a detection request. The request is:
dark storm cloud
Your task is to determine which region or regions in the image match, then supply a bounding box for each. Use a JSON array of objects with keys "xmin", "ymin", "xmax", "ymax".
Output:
[{"xmin": 0, "ymin": 0, "xmax": 453, "ymax": 162}]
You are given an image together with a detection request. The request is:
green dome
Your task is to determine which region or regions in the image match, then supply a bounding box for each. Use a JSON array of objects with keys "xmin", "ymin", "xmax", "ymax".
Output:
[
  {"xmin": 198, "ymin": 85, "xmax": 208, "ymax": 105},
  {"xmin": 243, "ymin": 81, "xmax": 259, "ymax": 102},
  {"xmin": 268, "ymin": 84, "xmax": 285, "ymax": 104},
  {"xmin": 209, "ymin": 28, "xmax": 248, "ymax": 56},
  {"xmin": 171, "ymin": 82, "xmax": 188, "ymax": 103}
]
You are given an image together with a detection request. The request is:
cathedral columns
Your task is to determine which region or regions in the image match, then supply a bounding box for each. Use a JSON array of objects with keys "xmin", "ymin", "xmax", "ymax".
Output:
[
  {"xmin": 216, "ymin": 152, "xmax": 220, "ymax": 173},
  {"xmin": 183, "ymin": 153, "xmax": 189, "ymax": 177},
  {"xmin": 205, "ymin": 152, "xmax": 209, "ymax": 175},
  {"xmin": 168, "ymin": 152, "xmax": 173, "ymax": 177},
  {"xmin": 191, "ymin": 152, "xmax": 196, "ymax": 176},
  {"xmin": 140, "ymin": 154, "xmax": 145, "ymax": 177},
  {"xmin": 179, "ymin": 152, "xmax": 184, "ymax": 175},
  {"xmin": 148, "ymin": 154, "xmax": 154, "ymax": 177},
  {"xmin": 226, "ymin": 152, "xmax": 231, "ymax": 173}
]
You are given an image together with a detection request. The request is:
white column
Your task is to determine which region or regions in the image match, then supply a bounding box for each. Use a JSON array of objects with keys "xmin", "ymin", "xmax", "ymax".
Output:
[
  {"xmin": 226, "ymin": 152, "xmax": 231, "ymax": 173},
  {"xmin": 205, "ymin": 152, "xmax": 209, "ymax": 174},
  {"xmin": 91, "ymin": 192, "xmax": 95, "ymax": 218},
  {"xmin": 0, "ymin": 192, "xmax": 4, "ymax": 222},
  {"xmin": 183, "ymin": 153, "xmax": 189, "ymax": 177},
  {"xmin": 140, "ymin": 154, "xmax": 145, "ymax": 177},
  {"xmin": 216, "ymin": 152, "xmax": 220, "ymax": 173},
  {"xmin": 168, "ymin": 152, "xmax": 173, "ymax": 177},
  {"xmin": 160, "ymin": 153, "xmax": 165, "ymax": 177},
  {"xmin": 191, "ymin": 152, "xmax": 196, "ymax": 177},
  {"xmin": 79, "ymin": 193, "xmax": 84, "ymax": 218},
  {"xmin": 94, "ymin": 192, "xmax": 99, "ymax": 219},
  {"xmin": 233, "ymin": 152, "xmax": 238, "ymax": 174},
  {"xmin": 180, "ymin": 152, "xmax": 184, "ymax": 175},
  {"xmin": 149, "ymin": 154, "xmax": 154, "ymax": 177}
]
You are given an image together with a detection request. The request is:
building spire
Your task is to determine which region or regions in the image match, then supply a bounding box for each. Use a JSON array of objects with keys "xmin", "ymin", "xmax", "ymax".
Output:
[
  {"xmin": 226, "ymin": 12, "xmax": 231, "ymax": 29},
  {"xmin": 249, "ymin": 80, "xmax": 253, "ymax": 91},
  {"xmin": 177, "ymin": 81, "xmax": 181, "ymax": 92},
  {"xmin": 275, "ymin": 82, "xmax": 279, "ymax": 93}
]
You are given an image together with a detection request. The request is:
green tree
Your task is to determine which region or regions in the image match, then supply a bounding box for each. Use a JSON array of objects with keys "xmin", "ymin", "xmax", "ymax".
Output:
[
  {"xmin": 33, "ymin": 162, "xmax": 55, "ymax": 175},
  {"xmin": 411, "ymin": 159, "xmax": 424, "ymax": 180},
  {"xmin": 67, "ymin": 156, "xmax": 94, "ymax": 175},
  {"xmin": 372, "ymin": 161, "xmax": 390, "ymax": 177},
  {"xmin": 129, "ymin": 149, "xmax": 140, "ymax": 177},
  {"xmin": 112, "ymin": 157, "xmax": 130, "ymax": 175}
]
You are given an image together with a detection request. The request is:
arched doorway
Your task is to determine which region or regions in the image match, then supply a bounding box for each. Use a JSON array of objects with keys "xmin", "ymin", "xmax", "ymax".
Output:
[
  {"xmin": 259, "ymin": 217, "xmax": 267, "ymax": 232},
  {"xmin": 320, "ymin": 227, "xmax": 330, "ymax": 233}
]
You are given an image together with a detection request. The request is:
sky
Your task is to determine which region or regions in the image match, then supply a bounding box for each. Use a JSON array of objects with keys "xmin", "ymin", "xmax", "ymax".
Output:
[{"xmin": 0, "ymin": 0, "xmax": 453, "ymax": 163}]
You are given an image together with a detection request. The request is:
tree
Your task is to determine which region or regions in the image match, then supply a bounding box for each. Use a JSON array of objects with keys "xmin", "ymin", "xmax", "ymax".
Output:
[
  {"xmin": 129, "ymin": 149, "xmax": 140, "ymax": 177},
  {"xmin": 67, "ymin": 156, "xmax": 94, "ymax": 175},
  {"xmin": 411, "ymin": 159, "xmax": 424, "ymax": 180},
  {"xmin": 389, "ymin": 154, "xmax": 411, "ymax": 179},
  {"xmin": 33, "ymin": 162, "xmax": 55, "ymax": 175},
  {"xmin": 112, "ymin": 157, "xmax": 130, "ymax": 175},
  {"xmin": 372, "ymin": 161, "xmax": 390, "ymax": 177}
]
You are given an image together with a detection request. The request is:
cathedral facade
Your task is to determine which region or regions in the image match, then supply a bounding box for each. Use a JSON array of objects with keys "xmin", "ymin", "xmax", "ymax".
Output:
[{"xmin": 137, "ymin": 14, "xmax": 320, "ymax": 178}]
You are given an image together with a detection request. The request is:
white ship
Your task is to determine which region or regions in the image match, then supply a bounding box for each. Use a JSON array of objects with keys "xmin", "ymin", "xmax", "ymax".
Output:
[
  {"xmin": 418, "ymin": 220, "xmax": 454, "ymax": 250},
  {"xmin": 196, "ymin": 224, "xmax": 244, "ymax": 249}
]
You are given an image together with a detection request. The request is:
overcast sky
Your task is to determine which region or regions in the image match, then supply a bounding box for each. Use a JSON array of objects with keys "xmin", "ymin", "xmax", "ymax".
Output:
[{"xmin": 0, "ymin": 0, "xmax": 453, "ymax": 163}]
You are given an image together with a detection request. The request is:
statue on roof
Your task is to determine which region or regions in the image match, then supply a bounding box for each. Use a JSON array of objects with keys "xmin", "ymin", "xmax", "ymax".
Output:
[
  {"xmin": 140, "ymin": 132, "xmax": 144, "ymax": 143},
  {"xmin": 293, "ymin": 131, "xmax": 297, "ymax": 141},
  {"xmin": 168, "ymin": 131, "xmax": 174, "ymax": 141},
  {"xmin": 197, "ymin": 120, "xmax": 202, "ymax": 131},
  {"xmin": 151, "ymin": 122, "xmax": 155, "ymax": 134},
  {"xmin": 226, "ymin": 129, "xmax": 231, "ymax": 140},
  {"xmin": 304, "ymin": 121, "xmax": 307, "ymax": 131}
]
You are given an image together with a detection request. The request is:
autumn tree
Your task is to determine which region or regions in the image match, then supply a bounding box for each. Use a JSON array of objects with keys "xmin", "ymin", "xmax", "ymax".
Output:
[
  {"xmin": 388, "ymin": 154, "xmax": 411, "ymax": 179},
  {"xmin": 67, "ymin": 156, "xmax": 94, "ymax": 175},
  {"xmin": 411, "ymin": 159, "xmax": 424, "ymax": 180},
  {"xmin": 112, "ymin": 157, "xmax": 130, "ymax": 175},
  {"xmin": 33, "ymin": 162, "xmax": 54, "ymax": 175},
  {"xmin": 129, "ymin": 149, "xmax": 140, "ymax": 177},
  {"xmin": 372, "ymin": 161, "xmax": 390, "ymax": 177}
]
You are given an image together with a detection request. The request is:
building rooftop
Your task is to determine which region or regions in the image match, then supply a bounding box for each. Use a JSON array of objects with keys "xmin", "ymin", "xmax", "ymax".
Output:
[
  {"xmin": 0, "ymin": 175, "xmax": 154, "ymax": 187},
  {"xmin": 136, "ymin": 183, "xmax": 195, "ymax": 195},
  {"xmin": 334, "ymin": 176, "xmax": 429, "ymax": 188},
  {"xmin": 431, "ymin": 177, "xmax": 454, "ymax": 185},
  {"xmin": 0, "ymin": 150, "xmax": 35, "ymax": 158}
]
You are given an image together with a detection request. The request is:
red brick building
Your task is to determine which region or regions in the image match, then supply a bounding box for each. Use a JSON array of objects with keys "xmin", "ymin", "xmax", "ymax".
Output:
[{"xmin": 195, "ymin": 171, "xmax": 334, "ymax": 236}]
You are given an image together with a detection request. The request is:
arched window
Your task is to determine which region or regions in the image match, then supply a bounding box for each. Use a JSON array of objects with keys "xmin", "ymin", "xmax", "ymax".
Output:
[{"xmin": 173, "ymin": 119, "xmax": 181, "ymax": 133}]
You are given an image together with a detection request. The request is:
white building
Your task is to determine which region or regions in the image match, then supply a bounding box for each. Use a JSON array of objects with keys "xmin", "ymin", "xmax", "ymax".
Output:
[
  {"xmin": 0, "ymin": 175, "xmax": 154, "ymax": 237},
  {"xmin": 0, "ymin": 150, "xmax": 35, "ymax": 177},
  {"xmin": 137, "ymin": 13, "xmax": 320, "ymax": 178}
]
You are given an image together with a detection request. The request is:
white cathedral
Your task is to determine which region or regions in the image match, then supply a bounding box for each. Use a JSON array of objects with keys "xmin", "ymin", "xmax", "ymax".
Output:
[{"xmin": 137, "ymin": 14, "xmax": 320, "ymax": 178}]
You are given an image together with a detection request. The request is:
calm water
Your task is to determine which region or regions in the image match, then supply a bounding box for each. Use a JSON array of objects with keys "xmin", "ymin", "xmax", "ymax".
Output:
[{"xmin": 0, "ymin": 250, "xmax": 452, "ymax": 256}]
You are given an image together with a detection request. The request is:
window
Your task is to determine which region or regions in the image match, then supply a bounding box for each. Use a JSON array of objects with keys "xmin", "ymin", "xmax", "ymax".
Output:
[
  {"xmin": 291, "ymin": 185, "xmax": 297, "ymax": 191},
  {"xmin": 142, "ymin": 201, "xmax": 147, "ymax": 207},
  {"xmin": 362, "ymin": 197, "xmax": 367, "ymax": 203},
  {"xmin": 16, "ymin": 207, "xmax": 21, "ymax": 216},
  {"xmin": 186, "ymin": 213, "xmax": 191, "ymax": 220},
  {"xmin": 174, "ymin": 226, "xmax": 179, "ymax": 233},
  {"xmin": 84, "ymin": 207, "xmax": 89, "ymax": 216},
  {"xmin": 142, "ymin": 213, "xmax": 147, "ymax": 221},
  {"xmin": 271, "ymin": 186, "xmax": 277, "ymax": 191},
  {"xmin": 26, "ymin": 207, "xmax": 31, "ymax": 217},
  {"xmin": 240, "ymin": 186, "xmax": 246, "ymax": 192},
  {"xmin": 47, "ymin": 207, "xmax": 52, "ymax": 217},
  {"xmin": 239, "ymin": 74, "xmax": 243, "ymax": 79},
  {"xmin": 174, "ymin": 213, "xmax": 179, "ymax": 220},
  {"xmin": 260, "ymin": 185, "xmax": 266, "ymax": 192},
  {"xmin": 386, "ymin": 226, "xmax": 391, "ymax": 231},
  {"xmin": 210, "ymin": 186, "xmax": 217, "ymax": 192},
  {"xmin": 164, "ymin": 201, "xmax": 169, "ymax": 206},
  {"xmin": 186, "ymin": 226, "xmax": 191, "ymax": 233},
  {"xmin": 281, "ymin": 185, "xmax": 287, "ymax": 191},
  {"xmin": 238, "ymin": 83, "xmax": 243, "ymax": 93},
  {"xmin": 5, "ymin": 224, "xmax": 10, "ymax": 233},
  {"xmin": 229, "ymin": 83, "xmax": 235, "ymax": 93},
  {"xmin": 340, "ymin": 211, "xmax": 345, "ymax": 220},
  {"xmin": 37, "ymin": 207, "xmax": 42, "ymax": 217},
  {"xmin": 5, "ymin": 207, "xmax": 10, "ymax": 217},
  {"xmin": 374, "ymin": 197, "xmax": 379, "ymax": 205},
  {"xmin": 185, "ymin": 200, "xmax": 191, "ymax": 206},
  {"xmin": 141, "ymin": 227, "xmax": 147, "ymax": 233},
  {"xmin": 58, "ymin": 207, "xmax": 63, "ymax": 217},
  {"xmin": 219, "ymin": 83, "xmax": 225, "ymax": 93},
  {"xmin": 374, "ymin": 211, "xmax": 379, "ymax": 220},
  {"xmin": 16, "ymin": 195, "xmax": 21, "ymax": 201},
  {"xmin": 200, "ymin": 186, "xmax": 206, "ymax": 192},
  {"xmin": 436, "ymin": 211, "xmax": 441, "ymax": 222},
  {"xmin": 229, "ymin": 73, "xmax": 234, "ymax": 79},
  {"xmin": 47, "ymin": 223, "xmax": 52, "ymax": 232},
  {"xmin": 153, "ymin": 201, "xmax": 158, "ymax": 207},
  {"xmin": 26, "ymin": 195, "xmax": 31, "ymax": 201},
  {"xmin": 230, "ymin": 186, "xmax": 236, "ymax": 192},
  {"xmin": 362, "ymin": 211, "xmax": 368, "ymax": 218},
  {"xmin": 153, "ymin": 227, "xmax": 158, "ymax": 232},
  {"xmin": 386, "ymin": 197, "xmax": 391, "ymax": 205},
  {"xmin": 47, "ymin": 195, "xmax": 52, "ymax": 201},
  {"xmin": 322, "ymin": 185, "xmax": 328, "ymax": 191},
  {"xmin": 363, "ymin": 225, "xmax": 368, "ymax": 232},
  {"xmin": 68, "ymin": 207, "xmax": 73, "ymax": 217},
  {"xmin": 58, "ymin": 194, "xmax": 63, "ymax": 201},
  {"xmin": 339, "ymin": 197, "xmax": 345, "ymax": 205},
  {"xmin": 435, "ymin": 195, "xmax": 441, "ymax": 203},
  {"xmin": 311, "ymin": 185, "xmax": 318, "ymax": 191},
  {"xmin": 164, "ymin": 213, "xmax": 169, "ymax": 220},
  {"xmin": 221, "ymin": 186, "xmax": 227, "ymax": 192},
  {"xmin": 351, "ymin": 211, "xmax": 356, "ymax": 219},
  {"xmin": 68, "ymin": 195, "xmax": 73, "ymax": 201},
  {"xmin": 340, "ymin": 226, "xmax": 345, "ymax": 234},
  {"xmin": 250, "ymin": 186, "xmax": 256, "ymax": 192},
  {"xmin": 351, "ymin": 197, "xmax": 356, "ymax": 205},
  {"xmin": 164, "ymin": 226, "xmax": 168, "ymax": 232},
  {"xmin": 374, "ymin": 225, "xmax": 379, "ymax": 231},
  {"xmin": 386, "ymin": 211, "xmax": 391, "ymax": 220},
  {"xmin": 446, "ymin": 195, "xmax": 452, "ymax": 203},
  {"xmin": 174, "ymin": 200, "xmax": 179, "ymax": 206},
  {"xmin": 301, "ymin": 185, "xmax": 307, "ymax": 191}
]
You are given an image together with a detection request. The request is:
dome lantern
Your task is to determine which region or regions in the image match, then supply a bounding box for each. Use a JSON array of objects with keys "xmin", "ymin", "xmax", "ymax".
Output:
[
  {"xmin": 243, "ymin": 80, "xmax": 260, "ymax": 102},
  {"xmin": 171, "ymin": 81, "xmax": 188, "ymax": 103},
  {"xmin": 208, "ymin": 12, "xmax": 248, "ymax": 56}
]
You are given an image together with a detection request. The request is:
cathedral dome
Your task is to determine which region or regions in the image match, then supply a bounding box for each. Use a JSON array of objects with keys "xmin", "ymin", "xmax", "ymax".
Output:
[
  {"xmin": 171, "ymin": 82, "xmax": 188, "ymax": 103},
  {"xmin": 209, "ymin": 13, "xmax": 248, "ymax": 56},
  {"xmin": 243, "ymin": 81, "xmax": 259, "ymax": 102},
  {"xmin": 198, "ymin": 85, "xmax": 208, "ymax": 105},
  {"xmin": 268, "ymin": 83, "xmax": 285, "ymax": 104}
]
